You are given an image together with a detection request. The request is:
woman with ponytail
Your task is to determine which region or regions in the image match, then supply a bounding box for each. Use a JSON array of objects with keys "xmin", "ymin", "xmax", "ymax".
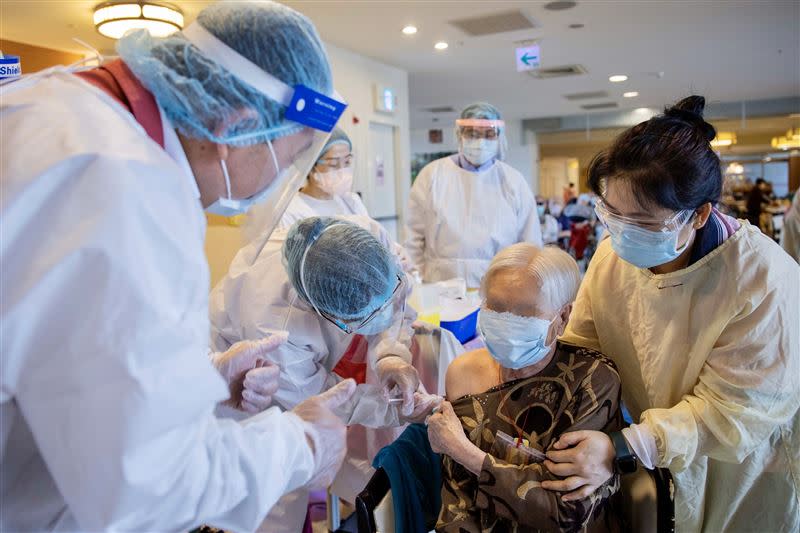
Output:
[{"xmin": 543, "ymin": 96, "xmax": 799, "ymax": 532}]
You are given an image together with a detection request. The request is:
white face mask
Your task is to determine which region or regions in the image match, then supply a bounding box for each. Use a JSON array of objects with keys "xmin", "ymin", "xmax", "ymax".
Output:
[
  {"xmin": 311, "ymin": 167, "xmax": 354, "ymax": 196},
  {"xmin": 461, "ymin": 139, "xmax": 499, "ymax": 167},
  {"xmin": 478, "ymin": 308, "xmax": 556, "ymax": 369},
  {"xmin": 206, "ymin": 139, "xmax": 282, "ymax": 217}
]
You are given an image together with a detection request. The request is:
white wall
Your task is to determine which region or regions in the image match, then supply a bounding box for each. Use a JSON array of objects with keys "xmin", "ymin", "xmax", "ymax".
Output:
[
  {"xmin": 326, "ymin": 43, "xmax": 411, "ymax": 241},
  {"xmin": 410, "ymin": 119, "xmax": 539, "ymax": 194}
]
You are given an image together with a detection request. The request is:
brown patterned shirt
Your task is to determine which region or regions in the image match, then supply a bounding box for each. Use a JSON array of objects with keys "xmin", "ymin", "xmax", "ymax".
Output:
[{"xmin": 437, "ymin": 341, "xmax": 623, "ymax": 532}]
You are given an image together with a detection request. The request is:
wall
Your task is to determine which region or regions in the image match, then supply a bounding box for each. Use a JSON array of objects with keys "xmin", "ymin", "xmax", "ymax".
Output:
[
  {"xmin": 410, "ymin": 119, "xmax": 539, "ymax": 193},
  {"xmin": 203, "ymin": 41, "xmax": 411, "ymax": 286},
  {"xmin": 326, "ymin": 42, "xmax": 411, "ymax": 242},
  {"xmin": 0, "ymin": 39, "xmax": 84, "ymax": 72}
]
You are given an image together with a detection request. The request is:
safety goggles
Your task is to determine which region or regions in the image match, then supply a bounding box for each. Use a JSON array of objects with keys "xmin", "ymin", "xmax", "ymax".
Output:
[
  {"xmin": 594, "ymin": 198, "xmax": 695, "ymax": 234},
  {"xmin": 316, "ymin": 274, "xmax": 406, "ymax": 335}
]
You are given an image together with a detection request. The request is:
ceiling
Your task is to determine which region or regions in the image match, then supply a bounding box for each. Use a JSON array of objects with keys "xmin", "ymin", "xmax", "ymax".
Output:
[{"xmin": 2, "ymin": 1, "xmax": 798, "ymax": 128}]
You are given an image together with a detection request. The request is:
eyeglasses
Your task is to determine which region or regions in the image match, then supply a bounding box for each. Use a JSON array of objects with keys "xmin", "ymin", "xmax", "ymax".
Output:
[
  {"xmin": 317, "ymin": 274, "xmax": 405, "ymax": 334},
  {"xmin": 460, "ymin": 126, "xmax": 499, "ymax": 141},
  {"xmin": 316, "ymin": 154, "xmax": 353, "ymax": 171},
  {"xmin": 594, "ymin": 198, "xmax": 694, "ymax": 233}
]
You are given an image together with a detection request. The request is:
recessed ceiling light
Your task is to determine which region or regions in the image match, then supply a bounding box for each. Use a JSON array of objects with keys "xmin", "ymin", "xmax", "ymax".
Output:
[
  {"xmin": 435, "ymin": 41, "xmax": 449, "ymax": 51},
  {"xmin": 634, "ymin": 107, "xmax": 651, "ymax": 114},
  {"xmin": 623, "ymin": 91, "xmax": 639, "ymax": 98},
  {"xmin": 609, "ymin": 75, "xmax": 628, "ymax": 83},
  {"xmin": 402, "ymin": 25, "xmax": 417, "ymax": 35},
  {"xmin": 544, "ymin": 1, "xmax": 577, "ymax": 11},
  {"xmin": 568, "ymin": 23, "xmax": 584, "ymax": 29}
]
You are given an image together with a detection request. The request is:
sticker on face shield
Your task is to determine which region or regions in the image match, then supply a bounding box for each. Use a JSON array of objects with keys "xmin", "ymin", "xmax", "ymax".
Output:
[{"xmin": 285, "ymin": 85, "xmax": 347, "ymax": 132}]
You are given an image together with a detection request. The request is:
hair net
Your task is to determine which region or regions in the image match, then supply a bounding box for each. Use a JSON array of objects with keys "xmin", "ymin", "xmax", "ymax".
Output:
[
  {"xmin": 320, "ymin": 127, "xmax": 352, "ymax": 156},
  {"xmin": 117, "ymin": 1, "xmax": 332, "ymax": 146},
  {"xmin": 455, "ymin": 101, "xmax": 508, "ymax": 161},
  {"xmin": 283, "ymin": 217, "xmax": 399, "ymax": 321}
]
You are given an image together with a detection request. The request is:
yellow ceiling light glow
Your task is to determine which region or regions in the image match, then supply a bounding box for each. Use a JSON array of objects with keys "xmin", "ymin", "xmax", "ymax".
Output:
[
  {"xmin": 771, "ymin": 128, "xmax": 800, "ymax": 150},
  {"xmin": 710, "ymin": 132, "xmax": 737, "ymax": 148},
  {"xmin": 94, "ymin": 1, "xmax": 184, "ymax": 40}
]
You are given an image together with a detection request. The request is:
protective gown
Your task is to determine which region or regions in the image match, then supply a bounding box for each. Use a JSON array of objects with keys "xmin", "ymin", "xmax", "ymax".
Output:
[
  {"xmin": 562, "ymin": 225, "xmax": 799, "ymax": 532},
  {"xmin": 0, "ymin": 70, "xmax": 315, "ymax": 531},
  {"xmin": 405, "ymin": 156, "xmax": 542, "ymax": 288}
]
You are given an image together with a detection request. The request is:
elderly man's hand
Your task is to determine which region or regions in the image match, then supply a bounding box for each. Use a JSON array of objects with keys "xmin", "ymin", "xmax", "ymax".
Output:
[{"xmin": 427, "ymin": 401, "xmax": 486, "ymax": 474}]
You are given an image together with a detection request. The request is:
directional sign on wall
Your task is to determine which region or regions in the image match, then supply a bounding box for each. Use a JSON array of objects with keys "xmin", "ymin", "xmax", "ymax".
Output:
[{"xmin": 515, "ymin": 44, "xmax": 540, "ymax": 72}]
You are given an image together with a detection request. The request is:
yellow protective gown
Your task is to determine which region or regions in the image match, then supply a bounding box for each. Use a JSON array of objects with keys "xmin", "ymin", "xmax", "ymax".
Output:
[{"xmin": 562, "ymin": 224, "xmax": 799, "ymax": 532}]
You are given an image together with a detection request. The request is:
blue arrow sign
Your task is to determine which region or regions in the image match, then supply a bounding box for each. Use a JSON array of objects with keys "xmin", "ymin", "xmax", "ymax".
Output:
[{"xmin": 516, "ymin": 44, "xmax": 541, "ymax": 72}]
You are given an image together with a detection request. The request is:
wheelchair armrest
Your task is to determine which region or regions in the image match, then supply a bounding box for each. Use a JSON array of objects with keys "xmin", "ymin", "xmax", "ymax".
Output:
[{"xmin": 355, "ymin": 467, "xmax": 391, "ymax": 533}]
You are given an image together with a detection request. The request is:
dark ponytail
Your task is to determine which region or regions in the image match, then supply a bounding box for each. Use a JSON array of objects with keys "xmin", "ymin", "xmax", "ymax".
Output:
[{"xmin": 588, "ymin": 95, "xmax": 722, "ymax": 211}]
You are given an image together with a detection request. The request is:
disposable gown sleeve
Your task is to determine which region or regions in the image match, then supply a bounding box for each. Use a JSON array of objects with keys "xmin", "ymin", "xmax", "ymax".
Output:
[
  {"xmin": 405, "ymin": 165, "xmax": 431, "ymax": 273},
  {"xmin": 11, "ymin": 156, "xmax": 314, "ymax": 532},
  {"xmin": 641, "ymin": 282, "xmax": 800, "ymax": 471}
]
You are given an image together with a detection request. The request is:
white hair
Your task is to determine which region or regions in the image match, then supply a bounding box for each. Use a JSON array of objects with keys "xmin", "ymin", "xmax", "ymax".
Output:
[{"xmin": 481, "ymin": 244, "xmax": 580, "ymax": 313}]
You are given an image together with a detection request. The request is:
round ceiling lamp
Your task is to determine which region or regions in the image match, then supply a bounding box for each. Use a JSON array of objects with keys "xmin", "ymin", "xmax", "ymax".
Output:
[{"xmin": 94, "ymin": 1, "xmax": 184, "ymax": 40}]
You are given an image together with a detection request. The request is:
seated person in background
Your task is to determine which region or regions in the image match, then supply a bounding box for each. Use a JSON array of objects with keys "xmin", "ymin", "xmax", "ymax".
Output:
[{"xmin": 427, "ymin": 244, "xmax": 622, "ymax": 532}]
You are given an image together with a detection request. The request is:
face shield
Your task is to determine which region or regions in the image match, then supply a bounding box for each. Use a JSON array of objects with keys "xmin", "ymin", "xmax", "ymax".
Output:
[
  {"xmin": 182, "ymin": 23, "xmax": 347, "ymax": 247},
  {"xmin": 455, "ymin": 118, "xmax": 508, "ymax": 163}
]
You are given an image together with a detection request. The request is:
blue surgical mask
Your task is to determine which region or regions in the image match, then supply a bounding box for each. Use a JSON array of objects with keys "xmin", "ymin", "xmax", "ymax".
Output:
[
  {"xmin": 537, "ymin": 205, "xmax": 546, "ymax": 217},
  {"xmin": 478, "ymin": 309, "xmax": 555, "ymax": 370},
  {"xmin": 461, "ymin": 139, "xmax": 498, "ymax": 167},
  {"xmin": 608, "ymin": 222, "xmax": 694, "ymax": 269},
  {"xmin": 356, "ymin": 304, "xmax": 395, "ymax": 335}
]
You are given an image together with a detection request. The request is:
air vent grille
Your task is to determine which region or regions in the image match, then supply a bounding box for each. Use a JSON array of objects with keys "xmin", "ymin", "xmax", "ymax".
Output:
[
  {"xmin": 527, "ymin": 64, "xmax": 587, "ymax": 79},
  {"xmin": 564, "ymin": 91, "xmax": 608, "ymax": 101},
  {"xmin": 580, "ymin": 102, "xmax": 618, "ymax": 110},
  {"xmin": 450, "ymin": 10, "xmax": 535, "ymax": 36}
]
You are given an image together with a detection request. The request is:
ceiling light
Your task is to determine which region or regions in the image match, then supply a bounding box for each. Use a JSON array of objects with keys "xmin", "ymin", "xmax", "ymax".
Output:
[
  {"xmin": 710, "ymin": 132, "xmax": 737, "ymax": 148},
  {"xmin": 634, "ymin": 107, "xmax": 650, "ymax": 113},
  {"xmin": 434, "ymin": 41, "xmax": 449, "ymax": 51},
  {"xmin": 623, "ymin": 91, "xmax": 638, "ymax": 98},
  {"xmin": 402, "ymin": 25, "xmax": 417, "ymax": 35},
  {"xmin": 94, "ymin": 1, "xmax": 184, "ymax": 40},
  {"xmin": 772, "ymin": 128, "xmax": 800, "ymax": 150},
  {"xmin": 609, "ymin": 74, "xmax": 628, "ymax": 83},
  {"xmin": 726, "ymin": 162, "xmax": 744, "ymax": 175}
]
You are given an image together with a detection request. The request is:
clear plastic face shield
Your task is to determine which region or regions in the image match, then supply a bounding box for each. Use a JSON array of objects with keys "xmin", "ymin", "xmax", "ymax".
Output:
[
  {"xmin": 182, "ymin": 23, "xmax": 347, "ymax": 245},
  {"xmin": 295, "ymin": 222, "xmax": 407, "ymax": 339},
  {"xmin": 455, "ymin": 118, "xmax": 507, "ymax": 163}
]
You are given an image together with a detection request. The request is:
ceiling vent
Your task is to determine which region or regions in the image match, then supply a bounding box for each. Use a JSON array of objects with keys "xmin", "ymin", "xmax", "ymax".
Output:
[
  {"xmin": 580, "ymin": 102, "xmax": 619, "ymax": 110},
  {"xmin": 527, "ymin": 64, "xmax": 587, "ymax": 79},
  {"xmin": 450, "ymin": 10, "xmax": 536, "ymax": 37},
  {"xmin": 564, "ymin": 91, "xmax": 608, "ymax": 101},
  {"xmin": 423, "ymin": 106, "xmax": 456, "ymax": 114}
]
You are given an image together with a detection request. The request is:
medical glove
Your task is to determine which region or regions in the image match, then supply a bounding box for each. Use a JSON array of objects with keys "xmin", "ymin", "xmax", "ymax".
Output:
[
  {"xmin": 211, "ymin": 332, "xmax": 288, "ymax": 411},
  {"xmin": 291, "ymin": 379, "xmax": 358, "ymax": 489},
  {"xmin": 375, "ymin": 355, "xmax": 420, "ymax": 416}
]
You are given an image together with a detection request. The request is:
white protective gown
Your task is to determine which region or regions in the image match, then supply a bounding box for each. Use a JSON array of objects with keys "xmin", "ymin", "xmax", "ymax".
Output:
[
  {"xmin": 405, "ymin": 156, "xmax": 543, "ymax": 287},
  {"xmin": 562, "ymin": 224, "xmax": 800, "ymax": 533},
  {"xmin": 0, "ymin": 70, "xmax": 315, "ymax": 532},
  {"xmin": 279, "ymin": 190, "xmax": 369, "ymax": 230},
  {"xmin": 781, "ymin": 190, "xmax": 800, "ymax": 263}
]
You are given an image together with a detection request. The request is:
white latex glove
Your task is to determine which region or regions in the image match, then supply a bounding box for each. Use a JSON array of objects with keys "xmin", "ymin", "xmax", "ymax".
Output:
[
  {"xmin": 401, "ymin": 392, "xmax": 443, "ymax": 424},
  {"xmin": 241, "ymin": 363, "xmax": 280, "ymax": 414},
  {"xmin": 292, "ymin": 379, "xmax": 358, "ymax": 489},
  {"xmin": 211, "ymin": 333, "xmax": 288, "ymax": 411},
  {"xmin": 375, "ymin": 355, "xmax": 420, "ymax": 416}
]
